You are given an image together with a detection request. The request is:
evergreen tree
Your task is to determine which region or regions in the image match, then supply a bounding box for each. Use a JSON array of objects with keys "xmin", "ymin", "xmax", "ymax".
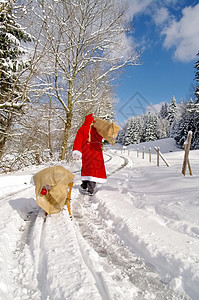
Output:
[
  {"xmin": 115, "ymin": 128, "xmax": 125, "ymax": 144},
  {"xmin": 167, "ymin": 96, "xmax": 178, "ymax": 126},
  {"xmin": 0, "ymin": 0, "xmax": 31, "ymax": 159},
  {"xmin": 159, "ymin": 102, "xmax": 169, "ymax": 119},
  {"xmin": 192, "ymin": 102, "xmax": 199, "ymax": 148},
  {"xmin": 122, "ymin": 116, "xmax": 143, "ymax": 145},
  {"xmin": 157, "ymin": 118, "xmax": 170, "ymax": 139},
  {"xmin": 194, "ymin": 50, "xmax": 199, "ymax": 103},
  {"xmin": 174, "ymin": 99, "xmax": 195, "ymax": 148},
  {"xmin": 122, "ymin": 119, "xmax": 133, "ymax": 146},
  {"xmin": 141, "ymin": 112, "xmax": 158, "ymax": 142}
]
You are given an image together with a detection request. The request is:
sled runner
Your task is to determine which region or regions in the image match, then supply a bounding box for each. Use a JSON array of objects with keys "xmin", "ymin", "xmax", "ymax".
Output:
[{"xmin": 33, "ymin": 166, "xmax": 75, "ymax": 216}]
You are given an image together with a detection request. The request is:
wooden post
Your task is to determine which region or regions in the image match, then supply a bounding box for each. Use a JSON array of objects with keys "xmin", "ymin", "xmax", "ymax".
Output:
[
  {"xmin": 187, "ymin": 159, "xmax": 193, "ymax": 176},
  {"xmin": 142, "ymin": 147, "xmax": 145, "ymax": 159},
  {"xmin": 149, "ymin": 147, "xmax": 151, "ymax": 162},
  {"xmin": 137, "ymin": 148, "xmax": 139, "ymax": 158},
  {"xmin": 182, "ymin": 131, "xmax": 192, "ymax": 176},
  {"xmin": 154, "ymin": 147, "xmax": 169, "ymax": 167},
  {"xmin": 156, "ymin": 147, "xmax": 160, "ymax": 166}
]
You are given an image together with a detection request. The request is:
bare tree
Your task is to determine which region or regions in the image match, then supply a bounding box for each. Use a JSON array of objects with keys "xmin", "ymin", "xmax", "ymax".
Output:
[{"xmin": 25, "ymin": 0, "xmax": 139, "ymax": 160}]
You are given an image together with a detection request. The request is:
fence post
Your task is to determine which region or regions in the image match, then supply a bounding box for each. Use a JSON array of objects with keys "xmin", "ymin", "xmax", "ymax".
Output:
[
  {"xmin": 137, "ymin": 148, "xmax": 139, "ymax": 157},
  {"xmin": 142, "ymin": 147, "xmax": 145, "ymax": 159},
  {"xmin": 149, "ymin": 147, "xmax": 151, "ymax": 162},
  {"xmin": 154, "ymin": 147, "xmax": 169, "ymax": 167},
  {"xmin": 182, "ymin": 131, "xmax": 192, "ymax": 176},
  {"xmin": 156, "ymin": 147, "xmax": 160, "ymax": 166}
]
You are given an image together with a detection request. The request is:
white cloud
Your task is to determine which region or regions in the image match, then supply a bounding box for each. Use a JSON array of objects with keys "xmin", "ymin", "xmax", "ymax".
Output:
[
  {"xmin": 125, "ymin": 0, "xmax": 152, "ymax": 19},
  {"xmin": 153, "ymin": 7, "xmax": 169, "ymax": 26},
  {"xmin": 162, "ymin": 4, "xmax": 199, "ymax": 62}
]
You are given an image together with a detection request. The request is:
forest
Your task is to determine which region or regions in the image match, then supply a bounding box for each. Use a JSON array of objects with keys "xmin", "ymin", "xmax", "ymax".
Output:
[
  {"xmin": 0, "ymin": 0, "xmax": 140, "ymax": 172},
  {"xmin": 117, "ymin": 63, "xmax": 199, "ymax": 150},
  {"xmin": 116, "ymin": 13, "xmax": 199, "ymax": 149},
  {"xmin": 0, "ymin": 0, "xmax": 199, "ymax": 173}
]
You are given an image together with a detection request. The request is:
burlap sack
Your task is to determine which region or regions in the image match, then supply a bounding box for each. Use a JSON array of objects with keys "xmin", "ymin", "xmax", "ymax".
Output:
[
  {"xmin": 33, "ymin": 166, "xmax": 75, "ymax": 214},
  {"xmin": 93, "ymin": 118, "xmax": 120, "ymax": 145}
]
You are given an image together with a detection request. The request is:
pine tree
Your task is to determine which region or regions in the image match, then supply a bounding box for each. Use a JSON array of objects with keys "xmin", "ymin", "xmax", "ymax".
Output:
[
  {"xmin": 167, "ymin": 96, "xmax": 178, "ymax": 126},
  {"xmin": 115, "ymin": 128, "xmax": 125, "ymax": 144},
  {"xmin": 194, "ymin": 50, "xmax": 199, "ymax": 103},
  {"xmin": 157, "ymin": 118, "xmax": 170, "ymax": 139},
  {"xmin": 159, "ymin": 102, "xmax": 169, "ymax": 119},
  {"xmin": 174, "ymin": 100, "xmax": 195, "ymax": 148},
  {"xmin": 0, "ymin": 0, "xmax": 31, "ymax": 159},
  {"xmin": 141, "ymin": 112, "xmax": 158, "ymax": 142},
  {"xmin": 121, "ymin": 116, "xmax": 144, "ymax": 146},
  {"xmin": 122, "ymin": 119, "xmax": 133, "ymax": 146}
]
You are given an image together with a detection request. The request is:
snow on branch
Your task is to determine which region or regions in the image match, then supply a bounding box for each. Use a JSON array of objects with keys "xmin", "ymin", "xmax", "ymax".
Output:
[{"xmin": 0, "ymin": 101, "xmax": 25, "ymax": 110}]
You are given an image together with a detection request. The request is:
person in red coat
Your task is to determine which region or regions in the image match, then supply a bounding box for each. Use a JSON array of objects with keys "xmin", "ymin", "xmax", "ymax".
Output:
[{"xmin": 72, "ymin": 114, "xmax": 107, "ymax": 195}]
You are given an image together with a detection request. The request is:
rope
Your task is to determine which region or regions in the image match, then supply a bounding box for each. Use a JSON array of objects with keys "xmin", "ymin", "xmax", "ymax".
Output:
[{"xmin": 88, "ymin": 122, "xmax": 94, "ymax": 142}]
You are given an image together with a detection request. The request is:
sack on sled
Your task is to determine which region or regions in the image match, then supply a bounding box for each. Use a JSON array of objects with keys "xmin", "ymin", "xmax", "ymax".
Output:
[
  {"xmin": 33, "ymin": 166, "xmax": 75, "ymax": 214},
  {"xmin": 93, "ymin": 118, "xmax": 119, "ymax": 145}
]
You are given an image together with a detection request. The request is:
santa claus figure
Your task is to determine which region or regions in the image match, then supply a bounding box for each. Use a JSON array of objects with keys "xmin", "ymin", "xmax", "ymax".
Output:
[{"xmin": 72, "ymin": 114, "xmax": 107, "ymax": 195}]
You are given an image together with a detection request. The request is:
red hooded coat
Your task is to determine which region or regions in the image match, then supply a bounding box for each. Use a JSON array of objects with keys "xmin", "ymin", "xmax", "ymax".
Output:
[{"xmin": 73, "ymin": 114, "xmax": 107, "ymax": 183}]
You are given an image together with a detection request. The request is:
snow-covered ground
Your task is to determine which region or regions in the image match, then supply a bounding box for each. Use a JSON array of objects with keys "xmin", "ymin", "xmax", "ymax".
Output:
[{"xmin": 0, "ymin": 138, "xmax": 199, "ymax": 299}]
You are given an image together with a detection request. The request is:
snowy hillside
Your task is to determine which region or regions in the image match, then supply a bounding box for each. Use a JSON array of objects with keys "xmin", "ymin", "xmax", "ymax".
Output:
[{"xmin": 0, "ymin": 138, "xmax": 199, "ymax": 299}]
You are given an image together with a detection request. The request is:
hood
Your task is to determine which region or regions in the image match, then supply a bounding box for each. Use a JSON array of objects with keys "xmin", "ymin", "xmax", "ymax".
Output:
[{"xmin": 84, "ymin": 114, "xmax": 95, "ymax": 126}]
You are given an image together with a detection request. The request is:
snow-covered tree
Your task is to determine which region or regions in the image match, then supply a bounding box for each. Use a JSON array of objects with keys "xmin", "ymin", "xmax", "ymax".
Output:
[
  {"xmin": 115, "ymin": 127, "xmax": 125, "ymax": 144},
  {"xmin": 174, "ymin": 99, "xmax": 195, "ymax": 148},
  {"xmin": 0, "ymin": 0, "xmax": 31, "ymax": 159},
  {"xmin": 167, "ymin": 96, "xmax": 178, "ymax": 126},
  {"xmin": 141, "ymin": 112, "xmax": 158, "ymax": 142},
  {"xmin": 122, "ymin": 116, "xmax": 143, "ymax": 145},
  {"xmin": 25, "ymin": 0, "xmax": 139, "ymax": 160},
  {"xmin": 194, "ymin": 50, "xmax": 199, "ymax": 103},
  {"xmin": 122, "ymin": 118, "xmax": 134, "ymax": 146},
  {"xmin": 157, "ymin": 118, "xmax": 170, "ymax": 139},
  {"xmin": 159, "ymin": 102, "xmax": 169, "ymax": 119}
]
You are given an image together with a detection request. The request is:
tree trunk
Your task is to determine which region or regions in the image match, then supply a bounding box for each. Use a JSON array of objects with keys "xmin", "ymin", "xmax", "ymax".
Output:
[
  {"xmin": 48, "ymin": 96, "xmax": 53, "ymax": 159},
  {"xmin": 0, "ymin": 115, "xmax": 12, "ymax": 160},
  {"xmin": 0, "ymin": 137, "xmax": 6, "ymax": 161},
  {"xmin": 59, "ymin": 80, "xmax": 73, "ymax": 160}
]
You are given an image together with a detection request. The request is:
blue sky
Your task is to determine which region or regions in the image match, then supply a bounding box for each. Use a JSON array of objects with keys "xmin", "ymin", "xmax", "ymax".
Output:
[{"xmin": 115, "ymin": 0, "xmax": 199, "ymax": 123}]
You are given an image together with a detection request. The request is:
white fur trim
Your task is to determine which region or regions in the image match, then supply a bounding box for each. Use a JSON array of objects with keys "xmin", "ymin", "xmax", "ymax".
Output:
[
  {"xmin": 81, "ymin": 176, "xmax": 107, "ymax": 183},
  {"xmin": 72, "ymin": 150, "xmax": 82, "ymax": 159}
]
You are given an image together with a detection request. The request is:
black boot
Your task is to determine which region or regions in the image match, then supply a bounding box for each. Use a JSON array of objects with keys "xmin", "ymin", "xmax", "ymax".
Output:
[{"xmin": 87, "ymin": 181, "xmax": 96, "ymax": 196}]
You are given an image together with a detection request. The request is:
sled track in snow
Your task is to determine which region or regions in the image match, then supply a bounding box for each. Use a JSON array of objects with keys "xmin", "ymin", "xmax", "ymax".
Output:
[
  {"xmin": 11, "ymin": 204, "xmax": 43, "ymax": 299},
  {"xmin": 72, "ymin": 152, "xmax": 190, "ymax": 299},
  {"xmin": 9, "ymin": 152, "xmax": 189, "ymax": 299},
  {"xmin": 73, "ymin": 195, "xmax": 189, "ymax": 299},
  {"xmin": 104, "ymin": 152, "xmax": 129, "ymax": 177},
  {"xmin": 3, "ymin": 185, "xmax": 51, "ymax": 299}
]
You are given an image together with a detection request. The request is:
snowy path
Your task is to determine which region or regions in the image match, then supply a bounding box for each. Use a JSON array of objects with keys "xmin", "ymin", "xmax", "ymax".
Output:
[
  {"xmin": 71, "ymin": 152, "xmax": 189, "ymax": 300},
  {"xmin": 0, "ymin": 145, "xmax": 197, "ymax": 299},
  {"xmin": 72, "ymin": 192, "xmax": 184, "ymax": 299}
]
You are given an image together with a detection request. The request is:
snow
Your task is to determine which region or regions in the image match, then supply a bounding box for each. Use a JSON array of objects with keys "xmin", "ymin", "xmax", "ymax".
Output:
[{"xmin": 0, "ymin": 138, "xmax": 199, "ymax": 299}]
